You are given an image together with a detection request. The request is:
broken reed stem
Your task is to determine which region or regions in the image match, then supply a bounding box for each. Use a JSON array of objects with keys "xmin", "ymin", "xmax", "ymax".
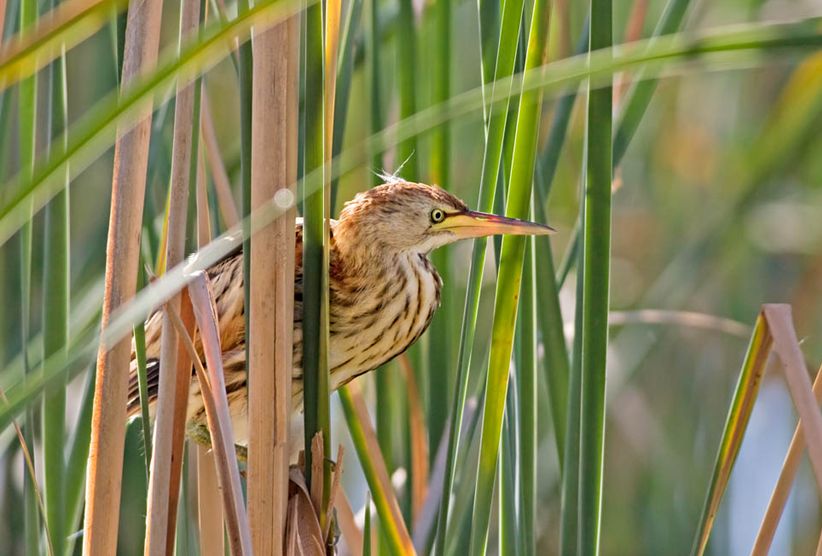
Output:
[
  {"xmin": 201, "ymin": 92, "xmax": 239, "ymax": 228},
  {"xmin": 187, "ymin": 272, "xmax": 253, "ymax": 555},
  {"xmin": 248, "ymin": 15, "xmax": 296, "ymax": 555},
  {"xmin": 143, "ymin": 1, "xmax": 201, "ymax": 553},
  {"xmin": 752, "ymin": 364, "xmax": 822, "ymax": 555},
  {"xmin": 82, "ymin": 0, "xmax": 163, "ymax": 553},
  {"xmin": 763, "ymin": 305, "xmax": 822, "ymax": 492}
]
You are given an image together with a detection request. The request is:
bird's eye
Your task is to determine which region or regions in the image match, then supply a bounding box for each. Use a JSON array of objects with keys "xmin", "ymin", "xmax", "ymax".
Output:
[{"xmin": 431, "ymin": 209, "xmax": 446, "ymax": 223}]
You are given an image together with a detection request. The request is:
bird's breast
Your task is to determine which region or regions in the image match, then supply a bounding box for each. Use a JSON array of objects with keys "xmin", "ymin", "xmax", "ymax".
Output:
[{"xmin": 327, "ymin": 254, "xmax": 441, "ymax": 388}]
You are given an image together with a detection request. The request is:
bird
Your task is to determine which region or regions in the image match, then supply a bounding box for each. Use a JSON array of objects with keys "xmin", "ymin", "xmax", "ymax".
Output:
[{"xmin": 126, "ymin": 179, "xmax": 554, "ymax": 454}]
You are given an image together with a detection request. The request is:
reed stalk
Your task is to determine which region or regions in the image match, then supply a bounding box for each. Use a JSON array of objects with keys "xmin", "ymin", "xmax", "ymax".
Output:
[
  {"xmin": 82, "ymin": 0, "xmax": 163, "ymax": 552},
  {"xmin": 248, "ymin": 14, "xmax": 296, "ymax": 553},
  {"xmin": 143, "ymin": 1, "xmax": 201, "ymax": 552},
  {"xmin": 41, "ymin": 0, "xmax": 70, "ymax": 550}
]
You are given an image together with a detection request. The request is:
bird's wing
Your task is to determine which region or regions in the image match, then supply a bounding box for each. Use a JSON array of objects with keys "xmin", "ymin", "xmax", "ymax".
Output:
[{"xmin": 126, "ymin": 220, "xmax": 306, "ymax": 417}]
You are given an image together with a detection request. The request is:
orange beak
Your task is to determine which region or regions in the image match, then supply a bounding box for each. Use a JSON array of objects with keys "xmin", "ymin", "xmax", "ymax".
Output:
[{"xmin": 434, "ymin": 210, "xmax": 555, "ymax": 239}]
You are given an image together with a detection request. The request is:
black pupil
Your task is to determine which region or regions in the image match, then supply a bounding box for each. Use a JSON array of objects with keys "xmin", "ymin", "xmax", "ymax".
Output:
[{"xmin": 433, "ymin": 210, "xmax": 443, "ymax": 222}]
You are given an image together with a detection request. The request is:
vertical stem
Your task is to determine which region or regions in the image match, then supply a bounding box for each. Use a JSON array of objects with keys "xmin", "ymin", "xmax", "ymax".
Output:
[
  {"xmin": 365, "ymin": 0, "xmax": 396, "ymax": 510},
  {"xmin": 395, "ymin": 0, "xmax": 418, "ymax": 181},
  {"xmin": 83, "ymin": 0, "xmax": 164, "ymax": 553},
  {"xmin": 579, "ymin": 0, "xmax": 613, "ymax": 548},
  {"xmin": 427, "ymin": 0, "xmax": 452, "ymax": 458},
  {"xmin": 434, "ymin": 0, "xmax": 525, "ymax": 549},
  {"xmin": 468, "ymin": 0, "xmax": 550, "ymax": 549},
  {"xmin": 518, "ymin": 234, "xmax": 537, "ymax": 556},
  {"xmin": 144, "ymin": 0, "xmax": 201, "ymax": 553},
  {"xmin": 42, "ymin": 0, "xmax": 70, "ymax": 549},
  {"xmin": 302, "ymin": 0, "xmax": 331, "ymax": 503},
  {"xmin": 18, "ymin": 0, "xmax": 39, "ymax": 552},
  {"xmin": 248, "ymin": 15, "xmax": 296, "ymax": 554},
  {"xmin": 197, "ymin": 445, "xmax": 225, "ymax": 556},
  {"xmin": 560, "ymin": 221, "xmax": 585, "ymax": 553},
  {"xmin": 237, "ymin": 0, "xmax": 253, "ymax": 413}
]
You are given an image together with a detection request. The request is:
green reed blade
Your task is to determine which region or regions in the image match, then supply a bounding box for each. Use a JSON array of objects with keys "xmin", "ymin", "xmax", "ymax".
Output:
[
  {"xmin": 301, "ymin": 0, "xmax": 331, "ymax": 494},
  {"xmin": 469, "ymin": 0, "xmax": 550, "ymax": 549},
  {"xmin": 434, "ymin": 0, "xmax": 526, "ymax": 549}
]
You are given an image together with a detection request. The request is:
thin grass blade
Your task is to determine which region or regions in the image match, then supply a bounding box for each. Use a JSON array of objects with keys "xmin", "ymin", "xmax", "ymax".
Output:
[
  {"xmin": 18, "ymin": 0, "xmax": 39, "ymax": 551},
  {"xmin": 691, "ymin": 313, "xmax": 772, "ymax": 556},
  {"xmin": 41, "ymin": 0, "xmax": 70, "ymax": 548},
  {"xmin": 578, "ymin": 0, "xmax": 613, "ymax": 549}
]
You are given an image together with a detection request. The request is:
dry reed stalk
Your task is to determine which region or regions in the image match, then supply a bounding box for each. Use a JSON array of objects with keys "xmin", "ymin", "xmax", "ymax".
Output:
[
  {"xmin": 165, "ymin": 295, "xmax": 197, "ymax": 554},
  {"xmin": 82, "ymin": 1, "xmax": 163, "ymax": 553},
  {"xmin": 187, "ymin": 272, "xmax": 253, "ymax": 554},
  {"xmin": 398, "ymin": 354, "xmax": 429, "ymax": 520},
  {"xmin": 197, "ymin": 445, "xmax": 225, "ymax": 556},
  {"xmin": 201, "ymin": 94, "xmax": 239, "ymax": 227},
  {"xmin": 763, "ymin": 305, "xmax": 822, "ymax": 491},
  {"xmin": 336, "ymin": 491, "xmax": 363, "ymax": 555},
  {"xmin": 752, "ymin": 364, "xmax": 822, "ymax": 555},
  {"xmin": 194, "ymin": 86, "xmax": 225, "ymax": 555},
  {"xmin": 248, "ymin": 16, "xmax": 296, "ymax": 555},
  {"xmin": 143, "ymin": 1, "xmax": 202, "ymax": 553},
  {"xmin": 816, "ymin": 528, "xmax": 822, "ymax": 556}
]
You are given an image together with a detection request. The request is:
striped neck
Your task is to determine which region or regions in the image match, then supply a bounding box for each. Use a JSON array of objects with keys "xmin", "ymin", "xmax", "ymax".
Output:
[{"xmin": 327, "ymin": 251, "xmax": 442, "ymax": 387}]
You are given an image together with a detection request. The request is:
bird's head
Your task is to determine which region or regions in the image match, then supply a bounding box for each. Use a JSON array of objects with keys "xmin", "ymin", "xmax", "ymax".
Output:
[{"xmin": 337, "ymin": 180, "xmax": 554, "ymax": 255}]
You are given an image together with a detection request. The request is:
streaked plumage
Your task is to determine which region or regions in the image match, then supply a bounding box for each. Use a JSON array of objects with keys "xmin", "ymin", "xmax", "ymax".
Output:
[{"xmin": 126, "ymin": 180, "xmax": 553, "ymax": 450}]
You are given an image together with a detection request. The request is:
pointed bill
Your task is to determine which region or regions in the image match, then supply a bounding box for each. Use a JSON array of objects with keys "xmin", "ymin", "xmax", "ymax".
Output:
[{"xmin": 434, "ymin": 210, "xmax": 555, "ymax": 239}]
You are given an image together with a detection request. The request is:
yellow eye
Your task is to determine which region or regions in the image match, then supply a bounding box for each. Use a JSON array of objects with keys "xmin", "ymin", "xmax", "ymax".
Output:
[{"xmin": 431, "ymin": 209, "xmax": 446, "ymax": 223}]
